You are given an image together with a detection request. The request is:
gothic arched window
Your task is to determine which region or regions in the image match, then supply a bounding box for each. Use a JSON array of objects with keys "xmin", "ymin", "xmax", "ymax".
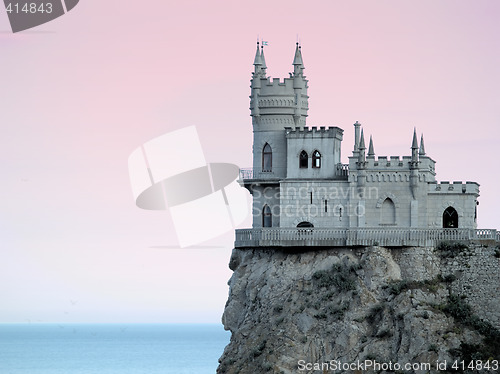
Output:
[
  {"xmin": 262, "ymin": 143, "xmax": 272, "ymax": 172},
  {"xmin": 299, "ymin": 150, "xmax": 308, "ymax": 168},
  {"xmin": 381, "ymin": 198, "xmax": 396, "ymax": 225},
  {"xmin": 262, "ymin": 205, "xmax": 272, "ymax": 227},
  {"xmin": 443, "ymin": 206, "xmax": 458, "ymax": 228},
  {"xmin": 312, "ymin": 150, "xmax": 321, "ymax": 168}
]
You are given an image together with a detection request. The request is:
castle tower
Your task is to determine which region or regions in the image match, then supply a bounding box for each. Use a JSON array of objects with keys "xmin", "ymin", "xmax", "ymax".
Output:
[{"xmin": 249, "ymin": 42, "xmax": 309, "ymax": 180}]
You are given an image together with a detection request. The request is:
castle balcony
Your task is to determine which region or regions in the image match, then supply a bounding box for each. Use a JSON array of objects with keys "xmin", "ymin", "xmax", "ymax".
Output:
[
  {"xmin": 234, "ymin": 228, "xmax": 499, "ymax": 248},
  {"xmin": 238, "ymin": 167, "xmax": 287, "ymax": 186}
]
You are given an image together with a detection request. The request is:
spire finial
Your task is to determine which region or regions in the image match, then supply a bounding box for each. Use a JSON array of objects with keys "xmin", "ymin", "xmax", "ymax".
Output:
[
  {"xmin": 368, "ymin": 135, "xmax": 375, "ymax": 156},
  {"xmin": 419, "ymin": 134, "xmax": 426, "ymax": 155}
]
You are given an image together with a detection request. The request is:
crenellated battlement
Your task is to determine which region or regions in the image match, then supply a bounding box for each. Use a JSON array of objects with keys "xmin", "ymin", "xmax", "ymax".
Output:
[
  {"xmin": 284, "ymin": 126, "xmax": 343, "ymax": 139},
  {"xmin": 428, "ymin": 181, "xmax": 480, "ymax": 194}
]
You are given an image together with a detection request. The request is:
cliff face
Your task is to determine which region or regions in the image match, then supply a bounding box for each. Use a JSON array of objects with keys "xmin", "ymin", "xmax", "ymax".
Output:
[{"xmin": 218, "ymin": 245, "xmax": 500, "ymax": 374}]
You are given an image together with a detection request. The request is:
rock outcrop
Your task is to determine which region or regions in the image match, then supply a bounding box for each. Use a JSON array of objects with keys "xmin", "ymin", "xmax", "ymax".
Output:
[{"xmin": 218, "ymin": 244, "xmax": 500, "ymax": 374}]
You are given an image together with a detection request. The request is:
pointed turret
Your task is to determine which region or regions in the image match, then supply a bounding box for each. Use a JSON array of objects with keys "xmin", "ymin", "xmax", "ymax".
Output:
[
  {"xmin": 260, "ymin": 45, "xmax": 267, "ymax": 71},
  {"xmin": 358, "ymin": 129, "xmax": 366, "ymax": 166},
  {"xmin": 411, "ymin": 127, "xmax": 419, "ymax": 164},
  {"xmin": 359, "ymin": 129, "xmax": 366, "ymax": 150},
  {"xmin": 412, "ymin": 127, "xmax": 418, "ymax": 149},
  {"xmin": 292, "ymin": 42, "xmax": 304, "ymax": 76},
  {"xmin": 419, "ymin": 134, "xmax": 426, "ymax": 156},
  {"xmin": 368, "ymin": 135, "xmax": 375, "ymax": 157},
  {"xmin": 253, "ymin": 41, "xmax": 262, "ymax": 76}
]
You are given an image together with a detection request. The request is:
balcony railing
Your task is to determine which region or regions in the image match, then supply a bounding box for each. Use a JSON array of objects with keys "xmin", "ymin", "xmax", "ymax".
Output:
[
  {"xmin": 238, "ymin": 167, "xmax": 287, "ymax": 181},
  {"xmin": 234, "ymin": 228, "xmax": 499, "ymax": 248},
  {"xmin": 238, "ymin": 163, "xmax": 350, "ymax": 182}
]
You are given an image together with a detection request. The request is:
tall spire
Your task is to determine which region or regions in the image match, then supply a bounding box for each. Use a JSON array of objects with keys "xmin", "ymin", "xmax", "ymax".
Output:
[
  {"xmin": 292, "ymin": 42, "xmax": 304, "ymax": 76},
  {"xmin": 359, "ymin": 129, "xmax": 366, "ymax": 150},
  {"xmin": 419, "ymin": 134, "xmax": 426, "ymax": 156},
  {"xmin": 411, "ymin": 127, "xmax": 419, "ymax": 165},
  {"xmin": 260, "ymin": 43, "xmax": 267, "ymax": 74},
  {"xmin": 368, "ymin": 135, "xmax": 375, "ymax": 156},
  {"xmin": 253, "ymin": 41, "xmax": 262, "ymax": 74}
]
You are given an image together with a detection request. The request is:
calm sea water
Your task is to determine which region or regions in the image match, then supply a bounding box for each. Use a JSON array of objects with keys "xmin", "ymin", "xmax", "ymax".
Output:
[{"xmin": 0, "ymin": 324, "xmax": 230, "ymax": 374}]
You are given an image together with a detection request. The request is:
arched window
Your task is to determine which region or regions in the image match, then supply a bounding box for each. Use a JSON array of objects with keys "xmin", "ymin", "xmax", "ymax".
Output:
[
  {"xmin": 262, "ymin": 143, "xmax": 272, "ymax": 172},
  {"xmin": 443, "ymin": 207, "xmax": 458, "ymax": 228},
  {"xmin": 297, "ymin": 221, "xmax": 314, "ymax": 228},
  {"xmin": 262, "ymin": 205, "xmax": 272, "ymax": 227},
  {"xmin": 299, "ymin": 150, "xmax": 308, "ymax": 168},
  {"xmin": 381, "ymin": 198, "xmax": 396, "ymax": 225},
  {"xmin": 312, "ymin": 150, "xmax": 321, "ymax": 168}
]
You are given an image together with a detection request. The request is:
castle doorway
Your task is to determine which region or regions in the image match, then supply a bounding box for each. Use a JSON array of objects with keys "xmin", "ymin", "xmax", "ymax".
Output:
[{"xmin": 443, "ymin": 207, "xmax": 458, "ymax": 228}]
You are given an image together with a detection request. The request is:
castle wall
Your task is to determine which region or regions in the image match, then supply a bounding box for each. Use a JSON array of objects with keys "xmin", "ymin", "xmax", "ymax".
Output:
[
  {"xmin": 251, "ymin": 185, "xmax": 280, "ymax": 228},
  {"xmin": 252, "ymin": 130, "xmax": 287, "ymax": 179},
  {"xmin": 426, "ymin": 182, "xmax": 479, "ymax": 228},
  {"xmin": 285, "ymin": 127, "xmax": 343, "ymax": 179},
  {"xmin": 279, "ymin": 180, "xmax": 351, "ymax": 228}
]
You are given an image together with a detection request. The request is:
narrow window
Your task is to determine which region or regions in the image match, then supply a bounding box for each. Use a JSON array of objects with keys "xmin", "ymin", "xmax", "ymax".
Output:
[
  {"xmin": 262, "ymin": 205, "xmax": 272, "ymax": 227},
  {"xmin": 310, "ymin": 192, "xmax": 313, "ymax": 204},
  {"xmin": 262, "ymin": 143, "xmax": 272, "ymax": 172},
  {"xmin": 312, "ymin": 150, "xmax": 321, "ymax": 168},
  {"xmin": 299, "ymin": 150, "xmax": 308, "ymax": 168},
  {"xmin": 324, "ymin": 200, "xmax": 328, "ymax": 213}
]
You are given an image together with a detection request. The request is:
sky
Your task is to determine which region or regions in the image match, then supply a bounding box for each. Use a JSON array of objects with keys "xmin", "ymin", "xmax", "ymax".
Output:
[{"xmin": 0, "ymin": 0, "xmax": 499, "ymax": 323}]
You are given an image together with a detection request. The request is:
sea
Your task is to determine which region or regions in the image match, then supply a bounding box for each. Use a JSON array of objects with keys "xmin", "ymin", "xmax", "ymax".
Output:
[{"xmin": 0, "ymin": 324, "xmax": 230, "ymax": 374}]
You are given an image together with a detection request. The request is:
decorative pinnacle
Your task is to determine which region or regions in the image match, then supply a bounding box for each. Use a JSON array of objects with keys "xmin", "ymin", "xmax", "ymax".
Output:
[
  {"xmin": 419, "ymin": 134, "xmax": 426, "ymax": 155},
  {"xmin": 412, "ymin": 127, "xmax": 418, "ymax": 149},
  {"xmin": 368, "ymin": 135, "xmax": 375, "ymax": 156},
  {"xmin": 359, "ymin": 129, "xmax": 366, "ymax": 150}
]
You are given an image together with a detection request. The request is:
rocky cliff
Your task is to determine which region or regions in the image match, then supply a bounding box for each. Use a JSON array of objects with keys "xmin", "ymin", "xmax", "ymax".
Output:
[{"xmin": 218, "ymin": 244, "xmax": 500, "ymax": 374}]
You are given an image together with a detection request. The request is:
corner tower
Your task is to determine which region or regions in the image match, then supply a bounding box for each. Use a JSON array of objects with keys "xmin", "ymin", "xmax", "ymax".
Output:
[{"xmin": 249, "ymin": 42, "xmax": 309, "ymax": 180}]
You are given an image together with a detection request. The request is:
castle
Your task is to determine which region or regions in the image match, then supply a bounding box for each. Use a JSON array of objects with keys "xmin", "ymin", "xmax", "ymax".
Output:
[{"xmin": 235, "ymin": 42, "xmax": 498, "ymax": 248}]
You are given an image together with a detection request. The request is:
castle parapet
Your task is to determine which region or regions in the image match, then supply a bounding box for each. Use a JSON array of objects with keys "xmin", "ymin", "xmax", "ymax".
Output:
[
  {"xmin": 428, "ymin": 181, "xmax": 480, "ymax": 194},
  {"xmin": 285, "ymin": 126, "xmax": 343, "ymax": 139}
]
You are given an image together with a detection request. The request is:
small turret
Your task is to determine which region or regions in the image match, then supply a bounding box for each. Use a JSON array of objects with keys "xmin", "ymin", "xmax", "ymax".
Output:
[
  {"xmin": 368, "ymin": 135, "xmax": 375, "ymax": 157},
  {"xmin": 292, "ymin": 42, "xmax": 304, "ymax": 76}
]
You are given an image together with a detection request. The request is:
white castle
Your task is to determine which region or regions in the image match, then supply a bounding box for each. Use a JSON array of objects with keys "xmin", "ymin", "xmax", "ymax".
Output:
[{"xmin": 235, "ymin": 42, "xmax": 497, "ymax": 248}]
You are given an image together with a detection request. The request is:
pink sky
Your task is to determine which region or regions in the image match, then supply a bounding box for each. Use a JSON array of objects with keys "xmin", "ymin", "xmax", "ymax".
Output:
[{"xmin": 0, "ymin": 0, "xmax": 499, "ymax": 323}]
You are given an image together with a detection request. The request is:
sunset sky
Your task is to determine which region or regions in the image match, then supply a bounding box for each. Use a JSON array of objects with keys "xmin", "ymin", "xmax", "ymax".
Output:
[{"xmin": 1, "ymin": 0, "xmax": 499, "ymax": 323}]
